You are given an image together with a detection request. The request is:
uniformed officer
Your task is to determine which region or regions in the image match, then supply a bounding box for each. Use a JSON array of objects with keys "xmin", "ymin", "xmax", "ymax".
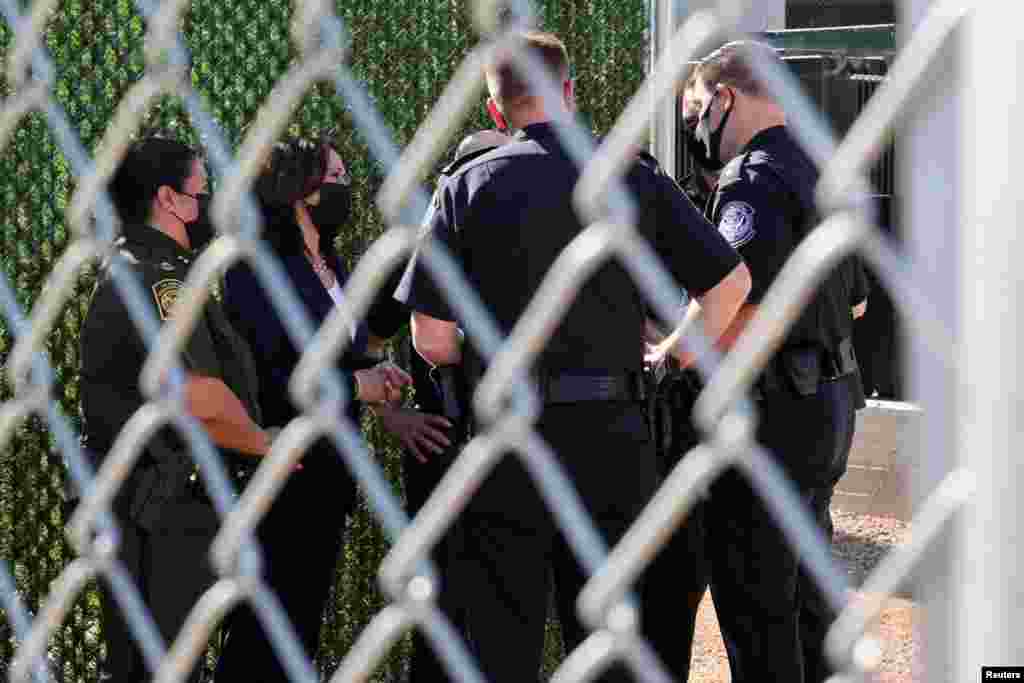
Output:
[
  {"xmin": 657, "ymin": 42, "xmax": 865, "ymax": 682},
  {"xmin": 79, "ymin": 137, "xmax": 273, "ymax": 682},
  {"xmin": 396, "ymin": 31, "xmax": 751, "ymax": 683},
  {"xmin": 797, "ymin": 251, "xmax": 869, "ymax": 682},
  {"xmin": 367, "ymin": 130, "xmax": 510, "ymax": 683},
  {"xmin": 679, "ymin": 67, "xmax": 722, "ymax": 211}
]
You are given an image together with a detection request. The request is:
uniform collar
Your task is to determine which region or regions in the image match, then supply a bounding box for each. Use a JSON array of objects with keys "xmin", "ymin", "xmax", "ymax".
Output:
[
  {"xmin": 120, "ymin": 223, "xmax": 194, "ymax": 265},
  {"xmin": 515, "ymin": 121, "xmax": 560, "ymax": 140},
  {"xmin": 741, "ymin": 125, "xmax": 789, "ymax": 154}
]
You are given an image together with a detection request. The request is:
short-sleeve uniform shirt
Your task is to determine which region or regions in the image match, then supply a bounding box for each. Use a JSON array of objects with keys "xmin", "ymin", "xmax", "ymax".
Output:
[
  {"xmin": 397, "ymin": 121, "xmax": 742, "ymax": 378},
  {"xmin": 80, "ymin": 224, "xmax": 261, "ymax": 462},
  {"xmin": 707, "ymin": 126, "xmax": 855, "ymax": 351}
]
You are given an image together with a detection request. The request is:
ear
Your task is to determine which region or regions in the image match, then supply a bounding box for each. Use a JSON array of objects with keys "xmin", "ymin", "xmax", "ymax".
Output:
[
  {"xmin": 719, "ymin": 85, "xmax": 735, "ymax": 112},
  {"xmin": 486, "ymin": 98, "xmax": 508, "ymax": 132},
  {"xmin": 155, "ymin": 185, "xmax": 177, "ymax": 214},
  {"xmin": 563, "ymin": 78, "xmax": 576, "ymax": 111}
]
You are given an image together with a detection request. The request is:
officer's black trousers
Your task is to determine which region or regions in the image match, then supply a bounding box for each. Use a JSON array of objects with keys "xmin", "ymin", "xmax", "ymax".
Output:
[
  {"xmin": 641, "ymin": 375, "xmax": 709, "ymax": 683},
  {"xmin": 453, "ymin": 402, "xmax": 658, "ymax": 683},
  {"xmin": 403, "ymin": 449, "xmax": 468, "ymax": 683},
  {"xmin": 215, "ymin": 456, "xmax": 355, "ymax": 682},
  {"xmin": 100, "ymin": 499, "xmax": 217, "ymax": 683},
  {"xmin": 798, "ymin": 385, "xmax": 858, "ymax": 683},
  {"xmin": 705, "ymin": 377, "xmax": 857, "ymax": 683},
  {"xmin": 639, "ymin": 501, "xmax": 709, "ymax": 681}
]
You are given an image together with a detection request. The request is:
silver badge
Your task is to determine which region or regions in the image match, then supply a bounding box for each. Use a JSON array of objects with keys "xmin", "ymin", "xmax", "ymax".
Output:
[{"xmin": 718, "ymin": 201, "xmax": 757, "ymax": 248}]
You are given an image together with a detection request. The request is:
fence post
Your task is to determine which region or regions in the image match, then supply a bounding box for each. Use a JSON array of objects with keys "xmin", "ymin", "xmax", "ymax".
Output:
[
  {"xmin": 958, "ymin": 3, "xmax": 1024, "ymax": 679},
  {"xmin": 649, "ymin": 0, "xmax": 677, "ymax": 173},
  {"xmin": 901, "ymin": 0, "xmax": 963, "ymax": 680}
]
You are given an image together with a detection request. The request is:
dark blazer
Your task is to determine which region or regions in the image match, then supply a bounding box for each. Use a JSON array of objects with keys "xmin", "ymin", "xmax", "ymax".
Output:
[{"xmin": 223, "ymin": 249, "xmax": 371, "ymax": 473}]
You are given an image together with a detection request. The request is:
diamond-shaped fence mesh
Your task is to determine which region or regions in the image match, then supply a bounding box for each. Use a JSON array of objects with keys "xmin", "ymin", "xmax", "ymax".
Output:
[
  {"xmin": 0, "ymin": 0, "xmax": 997, "ymax": 681},
  {"xmin": 0, "ymin": 1, "xmax": 646, "ymax": 680}
]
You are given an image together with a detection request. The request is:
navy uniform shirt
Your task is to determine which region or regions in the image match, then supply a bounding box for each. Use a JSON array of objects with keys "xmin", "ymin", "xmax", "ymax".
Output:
[
  {"xmin": 80, "ymin": 223, "xmax": 262, "ymax": 471},
  {"xmin": 397, "ymin": 121, "xmax": 741, "ymax": 378},
  {"xmin": 708, "ymin": 125, "xmax": 856, "ymax": 352}
]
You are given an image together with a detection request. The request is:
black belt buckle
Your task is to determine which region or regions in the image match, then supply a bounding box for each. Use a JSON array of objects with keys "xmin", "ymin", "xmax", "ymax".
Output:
[{"xmin": 543, "ymin": 373, "xmax": 638, "ymax": 404}]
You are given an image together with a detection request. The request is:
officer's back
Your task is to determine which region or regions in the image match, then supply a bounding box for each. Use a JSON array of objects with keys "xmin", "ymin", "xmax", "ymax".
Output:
[
  {"xmin": 397, "ymin": 30, "xmax": 749, "ymax": 683},
  {"xmin": 442, "ymin": 128, "xmax": 650, "ymax": 373}
]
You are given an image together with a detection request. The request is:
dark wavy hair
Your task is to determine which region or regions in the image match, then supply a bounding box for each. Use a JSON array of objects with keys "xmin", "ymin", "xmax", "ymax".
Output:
[{"xmin": 254, "ymin": 135, "xmax": 340, "ymax": 257}]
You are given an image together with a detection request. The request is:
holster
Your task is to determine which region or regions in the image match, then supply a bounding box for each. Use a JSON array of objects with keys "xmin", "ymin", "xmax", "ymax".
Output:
[
  {"xmin": 757, "ymin": 337, "xmax": 861, "ymax": 399},
  {"xmin": 649, "ymin": 367, "xmax": 704, "ymax": 477},
  {"xmin": 126, "ymin": 438, "xmax": 197, "ymax": 532}
]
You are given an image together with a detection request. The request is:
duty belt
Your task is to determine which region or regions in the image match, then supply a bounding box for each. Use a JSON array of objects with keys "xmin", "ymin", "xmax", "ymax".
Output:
[
  {"xmin": 539, "ymin": 372, "xmax": 646, "ymax": 405},
  {"xmin": 753, "ymin": 337, "xmax": 859, "ymax": 400}
]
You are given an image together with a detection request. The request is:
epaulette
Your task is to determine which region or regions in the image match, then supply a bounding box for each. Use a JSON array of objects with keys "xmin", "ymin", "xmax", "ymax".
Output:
[
  {"xmin": 716, "ymin": 152, "xmax": 746, "ymax": 188},
  {"xmin": 634, "ymin": 149, "xmax": 661, "ymax": 170},
  {"xmin": 440, "ymin": 145, "xmax": 503, "ymax": 177},
  {"xmin": 98, "ymin": 236, "xmax": 140, "ymax": 272}
]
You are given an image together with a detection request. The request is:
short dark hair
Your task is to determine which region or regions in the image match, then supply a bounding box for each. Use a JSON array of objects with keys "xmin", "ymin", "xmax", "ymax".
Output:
[
  {"xmin": 109, "ymin": 137, "xmax": 200, "ymax": 225},
  {"xmin": 254, "ymin": 136, "xmax": 335, "ymax": 257},
  {"xmin": 485, "ymin": 31, "xmax": 570, "ymax": 105},
  {"xmin": 697, "ymin": 41, "xmax": 782, "ymax": 99}
]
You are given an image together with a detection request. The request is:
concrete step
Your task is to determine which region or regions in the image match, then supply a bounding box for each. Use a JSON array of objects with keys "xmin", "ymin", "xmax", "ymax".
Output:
[{"xmin": 834, "ymin": 399, "xmax": 921, "ymax": 521}]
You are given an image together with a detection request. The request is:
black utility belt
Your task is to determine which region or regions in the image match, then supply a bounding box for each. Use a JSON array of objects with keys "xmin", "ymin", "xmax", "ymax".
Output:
[
  {"xmin": 539, "ymin": 372, "xmax": 645, "ymax": 405},
  {"xmin": 755, "ymin": 338, "xmax": 858, "ymax": 400}
]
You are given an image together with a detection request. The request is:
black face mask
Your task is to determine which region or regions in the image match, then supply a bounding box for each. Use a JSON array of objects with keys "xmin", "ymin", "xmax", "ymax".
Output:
[
  {"xmin": 683, "ymin": 121, "xmax": 723, "ymax": 172},
  {"xmin": 696, "ymin": 89, "xmax": 734, "ymax": 169},
  {"xmin": 307, "ymin": 183, "xmax": 352, "ymax": 245},
  {"xmin": 181, "ymin": 193, "xmax": 216, "ymax": 252}
]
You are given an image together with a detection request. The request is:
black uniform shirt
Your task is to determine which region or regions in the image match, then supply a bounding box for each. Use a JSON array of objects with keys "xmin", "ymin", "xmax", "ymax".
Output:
[
  {"xmin": 80, "ymin": 223, "xmax": 261, "ymax": 462},
  {"xmin": 396, "ymin": 121, "xmax": 741, "ymax": 377},
  {"xmin": 708, "ymin": 126, "xmax": 855, "ymax": 352}
]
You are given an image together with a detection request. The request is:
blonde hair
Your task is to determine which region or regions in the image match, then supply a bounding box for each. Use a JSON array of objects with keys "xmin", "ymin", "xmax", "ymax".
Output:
[
  {"xmin": 485, "ymin": 31, "xmax": 570, "ymax": 106},
  {"xmin": 697, "ymin": 41, "xmax": 782, "ymax": 99}
]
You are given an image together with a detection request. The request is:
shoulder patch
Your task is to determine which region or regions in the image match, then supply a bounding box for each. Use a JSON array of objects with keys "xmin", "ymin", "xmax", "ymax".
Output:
[
  {"xmin": 717, "ymin": 201, "xmax": 757, "ymax": 248},
  {"xmin": 152, "ymin": 278, "xmax": 183, "ymax": 321}
]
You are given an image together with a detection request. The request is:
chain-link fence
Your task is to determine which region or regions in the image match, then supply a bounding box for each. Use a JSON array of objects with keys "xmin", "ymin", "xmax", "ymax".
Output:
[
  {"xmin": 0, "ymin": 0, "xmax": 1000, "ymax": 681},
  {"xmin": 0, "ymin": 1, "xmax": 646, "ymax": 679}
]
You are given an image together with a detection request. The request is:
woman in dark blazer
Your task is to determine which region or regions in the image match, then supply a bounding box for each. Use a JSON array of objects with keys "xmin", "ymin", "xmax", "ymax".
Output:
[{"xmin": 216, "ymin": 137, "xmax": 410, "ymax": 680}]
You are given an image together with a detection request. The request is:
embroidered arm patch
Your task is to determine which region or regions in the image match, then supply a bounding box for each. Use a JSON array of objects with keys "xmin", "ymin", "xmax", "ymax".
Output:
[
  {"xmin": 717, "ymin": 200, "xmax": 757, "ymax": 248},
  {"xmin": 152, "ymin": 278, "xmax": 183, "ymax": 320}
]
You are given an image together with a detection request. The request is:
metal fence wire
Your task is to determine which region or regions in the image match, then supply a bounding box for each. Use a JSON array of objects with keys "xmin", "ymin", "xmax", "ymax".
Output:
[{"xmin": 0, "ymin": 0, "xmax": 989, "ymax": 682}]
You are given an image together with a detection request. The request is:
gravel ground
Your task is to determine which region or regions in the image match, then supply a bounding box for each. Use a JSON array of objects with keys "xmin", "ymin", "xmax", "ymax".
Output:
[{"xmin": 687, "ymin": 510, "xmax": 916, "ymax": 682}]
